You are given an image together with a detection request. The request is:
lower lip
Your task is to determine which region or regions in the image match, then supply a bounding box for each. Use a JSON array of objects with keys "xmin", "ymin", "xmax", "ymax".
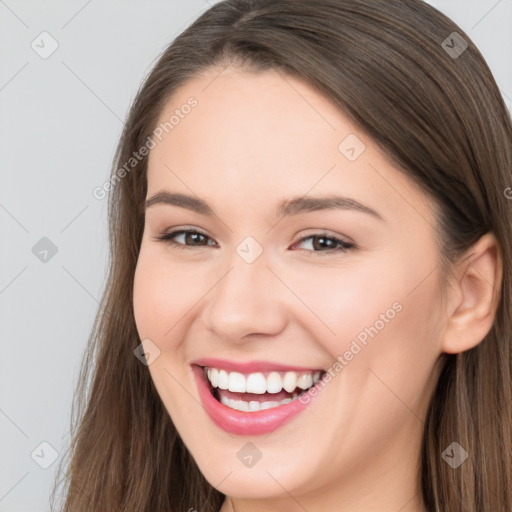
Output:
[{"xmin": 192, "ymin": 365, "xmax": 318, "ymax": 436}]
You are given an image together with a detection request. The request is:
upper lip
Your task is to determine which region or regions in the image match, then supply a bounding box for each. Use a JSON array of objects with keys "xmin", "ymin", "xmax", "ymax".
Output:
[{"xmin": 191, "ymin": 357, "xmax": 324, "ymax": 374}]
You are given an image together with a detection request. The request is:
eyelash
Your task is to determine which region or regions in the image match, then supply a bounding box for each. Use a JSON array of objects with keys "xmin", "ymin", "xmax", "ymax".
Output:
[{"xmin": 153, "ymin": 229, "xmax": 355, "ymax": 255}]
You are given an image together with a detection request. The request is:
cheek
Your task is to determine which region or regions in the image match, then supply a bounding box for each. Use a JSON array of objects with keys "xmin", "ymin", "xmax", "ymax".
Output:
[
  {"xmin": 285, "ymin": 250, "xmax": 441, "ymax": 380},
  {"xmin": 278, "ymin": 258, "xmax": 408, "ymax": 358},
  {"xmin": 133, "ymin": 247, "xmax": 200, "ymax": 342},
  {"xmin": 325, "ymin": 255, "xmax": 443, "ymax": 417},
  {"xmin": 132, "ymin": 249, "xmax": 200, "ymax": 412},
  {"xmin": 133, "ymin": 242, "xmax": 214, "ymax": 334}
]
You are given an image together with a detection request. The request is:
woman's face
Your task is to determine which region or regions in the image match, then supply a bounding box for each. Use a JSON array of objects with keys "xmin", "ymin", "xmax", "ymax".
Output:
[{"xmin": 133, "ymin": 66, "xmax": 446, "ymax": 510}]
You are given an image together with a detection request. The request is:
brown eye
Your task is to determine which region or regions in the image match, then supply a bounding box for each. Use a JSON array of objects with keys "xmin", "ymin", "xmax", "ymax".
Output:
[
  {"xmin": 154, "ymin": 229, "xmax": 216, "ymax": 248},
  {"xmin": 183, "ymin": 231, "xmax": 208, "ymax": 245},
  {"xmin": 293, "ymin": 233, "xmax": 355, "ymax": 254}
]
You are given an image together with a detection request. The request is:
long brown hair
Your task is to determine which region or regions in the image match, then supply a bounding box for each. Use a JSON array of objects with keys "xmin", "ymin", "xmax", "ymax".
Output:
[{"xmin": 52, "ymin": 1, "xmax": 512, "ymax": 510}]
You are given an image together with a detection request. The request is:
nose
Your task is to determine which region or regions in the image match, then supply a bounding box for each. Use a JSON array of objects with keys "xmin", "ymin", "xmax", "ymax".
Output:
[{"xmin": 199, "ymin": 247, "xmax": 289, "ymax": 343}]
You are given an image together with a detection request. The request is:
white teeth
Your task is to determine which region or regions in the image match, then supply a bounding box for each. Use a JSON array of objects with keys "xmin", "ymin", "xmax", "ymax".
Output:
[
  {"xmin": 220, "ymin": 396, "xmax": 292, "ymax": 412},
  {"xmin": 218, "ymin": 392, "xmax": 304, "ymax": 412},
  {"xmin": 283, "ymin": 371, "xmax": 297, "ymax": 393},
  {"xmin": 260, "ymin": 401, "xmax": 280, "ymax": 410},
  {"xmin": 206, "ymin": 367, "xmax": 323, "ymax": 394},
  {"xmin": 246, "ymin": 373, "xmax": 267, "ymax": 394},
  {"xmin": 219, "ymin": 397, "xmax": 291, "ymax": 412},
  {"xmin": 296, "ymin": 373, "xmax": 313, "ymax": 390},
  {"xmin": 249, "ymin": 401, "xmax": 260, "ymax": 412},
  {"xmin": 237, "ymin": 400, "xmax": 250, "ymax": 412},
  {"xmin": 217, "ymin": 369, "xmax": 229, "ymax": 390},
  {"xmin": 228, "ymin": 372, "xmax": 246, "ymax": 393},
  {"xmin": 266, "ymin": 372, "xmax": 282, "ymax": 393},
  {"xmin": 207, "ymin": 368, "xmax": 218, "ymax": 387}
]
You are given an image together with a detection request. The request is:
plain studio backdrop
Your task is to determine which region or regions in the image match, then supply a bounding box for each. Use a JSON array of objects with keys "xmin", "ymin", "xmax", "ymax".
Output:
[{"xmin": 0, "ymin": 1, "xmax": 511, "ymax": 511}]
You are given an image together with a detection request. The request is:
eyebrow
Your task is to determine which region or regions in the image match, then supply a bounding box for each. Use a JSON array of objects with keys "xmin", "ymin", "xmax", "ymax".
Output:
[{"xmin": 145, "ymin": 191, "xmax": 384, "ymax": 221}]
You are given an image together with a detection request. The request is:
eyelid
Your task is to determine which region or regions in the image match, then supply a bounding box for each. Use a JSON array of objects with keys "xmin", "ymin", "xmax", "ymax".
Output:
[
  {"xmin": 292, "ymin": 228, "xmax": 353, "ymax": 245},
  {"xmin": 159, "ymin": 225, "xmax": 211, "ymax": 238},
  {"xmin": 292, "ymin": 232, "xmax": 355, "ymax": 254},
  {"xmin": 152, "ymin": 226, "xmax": 217, "ymax": 249}
]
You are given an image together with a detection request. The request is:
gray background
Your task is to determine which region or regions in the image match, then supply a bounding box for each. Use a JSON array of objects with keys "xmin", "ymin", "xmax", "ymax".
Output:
[{"xmin": 0, "ymin": 1, "xmax": 510, "ymax": 510}]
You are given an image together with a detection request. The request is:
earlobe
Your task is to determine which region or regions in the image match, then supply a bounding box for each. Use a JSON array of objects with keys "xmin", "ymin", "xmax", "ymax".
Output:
[{"xmin": 441, "ymin": 232, "xmax": 503, "ymax": 354}]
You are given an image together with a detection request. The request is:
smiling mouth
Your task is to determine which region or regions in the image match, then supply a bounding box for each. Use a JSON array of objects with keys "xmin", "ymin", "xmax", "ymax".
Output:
[{"xmin": 201, "ymin": 366, "xmax": 326, "ymax": 412}]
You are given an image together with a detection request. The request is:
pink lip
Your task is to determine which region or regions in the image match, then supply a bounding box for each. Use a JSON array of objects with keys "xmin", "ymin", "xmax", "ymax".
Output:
[
  {"xmin": 191, "ymin": 357, "xmax": 323, "ymax": 373},
  {"xmin": 191, "ymin": 364, "xmax": 321, "ymax": 436}
]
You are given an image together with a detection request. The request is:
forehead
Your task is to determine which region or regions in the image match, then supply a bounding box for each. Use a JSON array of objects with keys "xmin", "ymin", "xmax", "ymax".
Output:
[
  {"xmin": 151, "ymin": 66, "xmax": 343, "ymax": 173},
  {"xmin": 146, "ymin": 66, "xmax": 435, "ymax": 227}
]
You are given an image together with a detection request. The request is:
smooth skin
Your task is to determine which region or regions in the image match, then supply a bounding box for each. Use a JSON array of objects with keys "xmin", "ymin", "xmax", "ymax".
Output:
[{"xmin": 132, "ymin": 65, "xmax": 502, "ymax": 512}]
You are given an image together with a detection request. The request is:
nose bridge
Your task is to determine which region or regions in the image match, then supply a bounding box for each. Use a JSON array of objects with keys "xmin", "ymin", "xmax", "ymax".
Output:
[{"xmin": 201, "ymin": 241, "xmax": 287, "ymax": 341}]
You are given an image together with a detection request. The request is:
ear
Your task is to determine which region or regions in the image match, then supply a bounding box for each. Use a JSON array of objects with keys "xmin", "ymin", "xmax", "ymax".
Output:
[{"xmin": 441, "ymin": 232, "xmax": 503, "ymax": 354}]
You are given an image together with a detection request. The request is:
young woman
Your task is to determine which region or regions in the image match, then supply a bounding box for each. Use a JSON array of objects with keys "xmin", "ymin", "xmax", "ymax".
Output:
[{"xmin": 53, "ymin": 1, "xmax": 512, "ymax": 511}]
